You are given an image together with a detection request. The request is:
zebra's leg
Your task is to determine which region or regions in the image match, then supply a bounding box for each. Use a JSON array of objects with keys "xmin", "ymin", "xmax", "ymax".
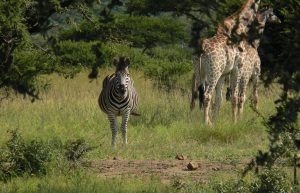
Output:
[
  {"xmin": 108, "ymin": 112, "xmax": 117, "ymax": 147},
  {"xmin": 121, "ymin": 110, "xmax": 130, "ymax": 145},
  {"xmin": 213, "ymin": 76, "xmax": 225, "ymax": 121}
]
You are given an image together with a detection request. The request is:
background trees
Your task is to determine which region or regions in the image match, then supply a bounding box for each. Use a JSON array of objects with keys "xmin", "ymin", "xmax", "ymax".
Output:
[
  {"xmin": 0, "ymin": 0, "xmax": 299, "ymax": 190},
  {"xmin": 0, "ymin": 0, "xmax": 97, "ymax": 99}
]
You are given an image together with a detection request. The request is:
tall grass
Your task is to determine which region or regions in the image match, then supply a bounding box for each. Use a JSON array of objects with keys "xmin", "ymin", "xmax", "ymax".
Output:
[
  {"xmin": 0, "ymin": 69, "xmax": 283, "ymax": 192},
  {"xmin": 0, "ymin": 69, "xmax": 279, "ymax": 160},
  {"xmin": 0, "ymin": 172, "xmax": 176, "ymax": 193}
]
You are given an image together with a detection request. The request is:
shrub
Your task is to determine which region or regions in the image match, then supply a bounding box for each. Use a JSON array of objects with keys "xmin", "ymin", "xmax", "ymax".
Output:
[
  {"xmin": 143, "ymin": 45, "xmax": 193, "ymax": 90},
  {"xmin": 144, "ymin": 58, "xmax": 192, "ymax": 90},
  {"xmin": 250, "ymin": 168, "xmax": 293, "ymax": 193},
  {"xmin": 53, "ymin": 40, "xmax": 105, "ymax": 68},
  {"xmin": 64, "ymin": 139, "xmax": 94, "ymax": 162},
  {"xmin": 0, "ymin": 130, "xmax": 51, "ymax": 182}
]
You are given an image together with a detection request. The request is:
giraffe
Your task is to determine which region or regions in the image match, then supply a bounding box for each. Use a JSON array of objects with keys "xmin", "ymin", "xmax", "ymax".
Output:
[
  {"xmin": 190, "ymin": 55, "xmax": 204, "ymax": 110},
  {"xmin": 217, "ymin": 0, "xmax": 261, "ymax": 51},
  {"xmin": 192, "ymin": 0, "xmax": 261, "ymax": 125},
  {"xmin": 230, "ymin": 8, "xmax": 281, "ymax": 122}
]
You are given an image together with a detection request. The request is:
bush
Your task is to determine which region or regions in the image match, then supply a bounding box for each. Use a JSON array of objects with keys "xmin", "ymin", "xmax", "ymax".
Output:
[
  {"xmin": 250, "ymin": 168, "xmax": 293, "ymax": 193},
  {"xmin": 144, "ymin": 59, "xmax": 192, "ymax": 90},
  {"xmin": 113, "ymin": 15, "xmax": 188, "ymax": 49},
  {"xmin": 0, "ymin": 130, "xmax": 51, "ymax": 182},
  {"xmin": 145, "ymin": 45, "xmax": 192, "ymax": 61},
  {"xmin": 53, "ymin": 40, "xmax": 104, "ymax": 68},
  {"xmin": 102, "ymin": 42, "xmax": 149, "ymax": 69},
  {"xmin": 64, "ymin": 139, "xmax": 94, "ymax": 162},
  {"xmin": 143, "ymin": 45, "xmax": 193, "ymax": 90}
]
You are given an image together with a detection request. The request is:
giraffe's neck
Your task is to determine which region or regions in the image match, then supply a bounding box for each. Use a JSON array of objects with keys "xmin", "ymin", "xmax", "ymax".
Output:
[
  {"xmin": 251, "ymin": 13, "xmax": 268, "ymax": 48},
  {"xmin": 217, "ymin": 0, "xmax": 261, "ymax": 38}
]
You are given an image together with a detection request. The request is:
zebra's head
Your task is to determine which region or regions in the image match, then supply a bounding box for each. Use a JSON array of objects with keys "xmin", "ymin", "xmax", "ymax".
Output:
[{"xmin": 113, "ymin": 56, "xmax": 131, "ymax": 96}]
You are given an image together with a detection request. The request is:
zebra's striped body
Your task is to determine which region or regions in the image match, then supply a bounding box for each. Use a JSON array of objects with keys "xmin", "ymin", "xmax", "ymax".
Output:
[{"xmin": 98, "ymin": 56, "xmax": 139, "ymax": 147}]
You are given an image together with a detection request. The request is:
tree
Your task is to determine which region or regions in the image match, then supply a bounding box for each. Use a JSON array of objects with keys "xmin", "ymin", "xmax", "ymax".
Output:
[
  {"xmin": 244, "ymin": 0, "xmax": 300, "ymax": 172},
  {"xmin": 0, "ymin": 0, "xmax": 97, "ymax": 100},
  {"xmin": 57, "ymin": 5, "xmax": 188, "ymax": 52},
  {"xmin": 125, "ymin": 0, "xmax": 247, "ymax": 53},
  {"xmin": 126, "ymin": 0, "xmax": 300, "ymax": 187}
]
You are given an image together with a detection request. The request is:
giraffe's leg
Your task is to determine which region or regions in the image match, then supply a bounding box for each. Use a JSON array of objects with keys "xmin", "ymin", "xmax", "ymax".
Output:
[
  {"xmin": 238, "ymin": 77, "xmax": 250, "ymax": 118},
  {"xmin": 203, "ymin": 90, "xmax": 212, "ymax": 126},
  {"xmin": 230, "ymin": 70, "xmax": 239, "ymax": 124},
  {"xmin": 108, "ymin": 112, "xmax": 117, "ymax": 147},
  {"xmin": 252, "ymin": 74, "xmax": 259, "ymax": 110},
  {"xmin": 213, "ymin": 76, "xmax": 225, "ymax": 121},
  {"xmin": 225, "ymin": 75, "xmax": 232, "ymax": 101},
  {"xmin": 204, "ymin": 78, "xmax": 219, "ymax": 125},
  {"xmin": 198, "ymin": 83, "xmax": 206, "ymax": 110},
  {"xmin": 190, "ymin": 73, "xmax": 197, "ymax": 111},
  {"xmin": 121, "ymin": 110, "xmax": 130, "ymax": 145}
]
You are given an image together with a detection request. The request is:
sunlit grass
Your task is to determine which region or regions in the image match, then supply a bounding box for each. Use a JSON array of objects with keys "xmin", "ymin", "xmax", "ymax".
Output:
[
  {"xmin": 0, "ymin": 172, "xmax": 175, "ymax": 193},
  {"xmin": 0, "ymin": 69, "xmax": 279, "ymax": 161},
  {"xmin": 0, "ymin": 69, "xmax": 287, "ymax": 192}
]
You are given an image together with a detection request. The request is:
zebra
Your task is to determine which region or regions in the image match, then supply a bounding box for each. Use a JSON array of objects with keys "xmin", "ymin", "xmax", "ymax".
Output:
[{"xmin": 98, "ymin": 56, "xmax": 140, "ymax": 147}]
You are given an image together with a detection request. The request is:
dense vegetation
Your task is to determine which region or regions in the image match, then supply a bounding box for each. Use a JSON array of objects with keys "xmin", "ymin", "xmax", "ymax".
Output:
[{"xmin": 0, "ymin": 0, "xmax": 299, "ymax": 192}]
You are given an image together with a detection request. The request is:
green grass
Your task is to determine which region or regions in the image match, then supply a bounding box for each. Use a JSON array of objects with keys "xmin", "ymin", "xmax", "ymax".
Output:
[
  {"xmin": 0, "ymin": 69, "xmax": 282, "ymax": 192},
  {"xmin": 0, "ymin": 172, "xmax": 177, "ymax": 193}
]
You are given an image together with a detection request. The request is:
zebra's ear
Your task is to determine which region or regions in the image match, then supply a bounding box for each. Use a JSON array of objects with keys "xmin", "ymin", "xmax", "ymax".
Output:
[
  {"xmin": 124, "ymin": 57, "xmax": 130, "ymax": 67},
  {"xmin": 113, "ymin": 57, "xmax": 119, "ymax": 66}
]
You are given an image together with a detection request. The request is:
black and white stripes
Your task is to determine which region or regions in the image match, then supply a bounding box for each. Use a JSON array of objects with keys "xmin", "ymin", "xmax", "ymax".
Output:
[{"xmin": 98, "ymin": 56, "xmax": 139, "ymax": 147}]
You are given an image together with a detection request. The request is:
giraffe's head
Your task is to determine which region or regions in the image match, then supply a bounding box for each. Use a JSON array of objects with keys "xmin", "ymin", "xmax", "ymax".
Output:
[
  {"xmin": 257, "ymin": 8, "xmax": 281, "ymax": 24},
  {"xmin": 249, "ymin": 7, "xmax": 280, "ymax": 48},
  {"xmin": 113, "ymin": 56, "xmax": 130, "ymax": 96},
  {"xmin": 236, "ymin": 0, "xmax": 261, "ymax": 36}
]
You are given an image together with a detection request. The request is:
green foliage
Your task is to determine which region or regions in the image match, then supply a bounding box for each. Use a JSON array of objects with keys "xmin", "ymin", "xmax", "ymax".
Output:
[
  {"xmin": 144, "ymin": 59, "xmax": 191, "ymax": 90},
  {"xmin": 125, "ymin": 0, "xmax": 244, "ymax": 49},
  {"xmin": 250, "ymin": 168, "xmax": 293, "ymax": 193},
  {"xmin": 64, "ymin": 139, "xmax": 94, "ymax": 162},
  {"xmin": 113, "ymin": 15, "xmax": 188, "ymax": 50},
  {"xmin": 11, "ymin": 49, "xmax": 58, "ymax": 99},
  {"xmin": 259, "ymin": 0, "xmax": 300, "ymax": 89},
  {"xmin": 102, "ymin": 42, "xmax": 147, "ymax": 69},
  {"xmin": 211, "ymin": 168, "xmax": 293, "ymax": 193},
  {"xmin": 0, "ymin": 130, "xmax": 51, "ymax": 182},
  {"xmin": 0, "ymin": 0, "xmax": 99, "ymax": 99},
  {"xmin": 213, "ymin": 180, "xmax": 249, "ymax": 193},
  {"xmin": 242, "ymin": 1, "xmax": 300, "ymax": 179},
  {"xmin": 143, "ymin": 46, "xmax": 192, "ymax": 90},
  {"xmin": 59, "ymin": 14, "xmax": 188, "ymax": 51},
  {"xmin": 54, "ymin": 40, "xmax": 104, "ymax": 68}
]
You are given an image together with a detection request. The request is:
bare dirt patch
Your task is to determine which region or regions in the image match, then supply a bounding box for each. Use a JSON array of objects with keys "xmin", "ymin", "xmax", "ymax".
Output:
[{"xmin": 89, "ymin": 159, "xmax": 246, "ymax": 182}]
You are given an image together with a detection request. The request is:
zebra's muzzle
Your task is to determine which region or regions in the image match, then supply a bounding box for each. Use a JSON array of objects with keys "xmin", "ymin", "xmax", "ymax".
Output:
[{"xmin": 119, "ymin": 85, "xmax": 126, "ymax": 95}]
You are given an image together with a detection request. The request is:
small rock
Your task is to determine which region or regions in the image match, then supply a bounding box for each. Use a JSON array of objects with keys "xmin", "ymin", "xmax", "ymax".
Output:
[
  {"xmin": 212, "ymin": 167, "xmax": 220, "ymax": 171},
  {"xmin": 187, "ymin": 161, "xmax": 198, "ymax": 171},
  {"xmin": 113, "ymin": 156, "xmax": 121, "ymax": 160},
  {"xmin": 175, "ymin": 154, "xmax": 187, "ymax": 160}
]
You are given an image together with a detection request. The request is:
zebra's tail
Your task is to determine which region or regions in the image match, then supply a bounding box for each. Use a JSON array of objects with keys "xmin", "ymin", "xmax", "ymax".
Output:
[{"xmin": 131, "ymin": 111, "xmax": 141, "ymax": 116}]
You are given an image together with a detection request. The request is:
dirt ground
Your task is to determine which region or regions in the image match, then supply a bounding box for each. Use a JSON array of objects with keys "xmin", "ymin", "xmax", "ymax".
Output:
[{"xmin": 89, "ymin": 158, "xmax": 247, "ymax": 183}]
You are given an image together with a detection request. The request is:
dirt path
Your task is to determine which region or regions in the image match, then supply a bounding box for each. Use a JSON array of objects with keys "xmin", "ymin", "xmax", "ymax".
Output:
[{"xmin": 89, "ymin": 159, "xmax": 247, "ymax": 182}]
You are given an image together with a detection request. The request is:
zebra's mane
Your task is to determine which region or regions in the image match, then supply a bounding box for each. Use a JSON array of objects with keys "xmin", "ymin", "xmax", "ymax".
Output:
[{"xmin": 114, "ymin": 56, "xmax": 130, "ymax": 72}]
